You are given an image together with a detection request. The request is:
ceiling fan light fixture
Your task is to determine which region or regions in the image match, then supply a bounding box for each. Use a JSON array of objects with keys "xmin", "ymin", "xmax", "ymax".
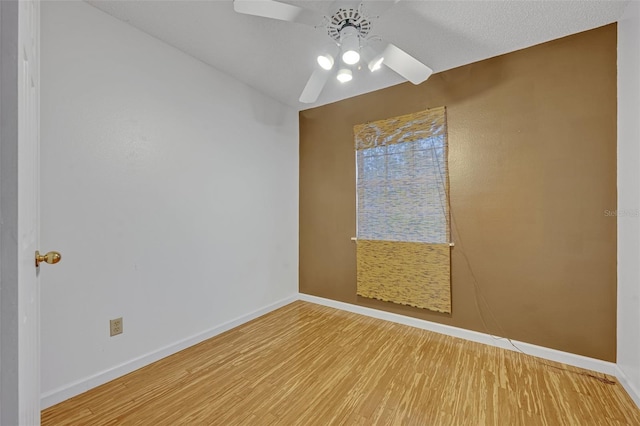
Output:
[
  {"xmin": 342, "ymin": 50, "xmax": 360, "ymax": 65},
  {"xmin": 317, "ymin": 44, "xmax": 339, "ymax": 71},
  {"xmin": 234, "ymin": 1, "xmax": 434, "ymax": 103},
  {"xmin": 368, "ymin": 54, "xmax": 384, "ymax": 72},
  {"xmin": 337, "ymin": 68, "xmax": 353, "ymax": 83},
  {"xmin": 317, "ymin": 54, "xmax": 335, "ymax": 70},
  {"xmin": 340, "ymin": 26, "xmax": 360, "ymax": 65}
]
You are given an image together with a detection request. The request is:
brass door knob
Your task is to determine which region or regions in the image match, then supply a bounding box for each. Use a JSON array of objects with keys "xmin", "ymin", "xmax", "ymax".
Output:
[{"xmin": 35, "ymin": 250, "xmax": 62, "ymax": 267}]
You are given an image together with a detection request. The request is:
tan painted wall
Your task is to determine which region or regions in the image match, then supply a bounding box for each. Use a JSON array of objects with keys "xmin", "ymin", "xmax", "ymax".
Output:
[{"xmin": 299, "ymin": 25, "xmax": 617, "ymax": 361}]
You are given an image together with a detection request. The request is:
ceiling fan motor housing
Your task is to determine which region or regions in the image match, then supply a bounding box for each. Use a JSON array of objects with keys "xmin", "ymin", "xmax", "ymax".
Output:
[{"xmin": 327, "ymin": 7, "xmax": 371, "ymax": 45}]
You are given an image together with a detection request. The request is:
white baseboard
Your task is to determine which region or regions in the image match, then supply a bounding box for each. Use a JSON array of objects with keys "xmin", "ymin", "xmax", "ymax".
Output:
[
  {"xmin": 298, "ymin": 293, "xmax": 618, "ymax": 377},
  {"xmin": 616, "ymin": 365, "xmax": 640, "ymax": 408},
  {"xmin": 40, "ymin": 295, "xmax": 298, "ymax": 409},
  {"xmin": 42, "ymin": 293, "xmax": 637, "ymax": 411}
]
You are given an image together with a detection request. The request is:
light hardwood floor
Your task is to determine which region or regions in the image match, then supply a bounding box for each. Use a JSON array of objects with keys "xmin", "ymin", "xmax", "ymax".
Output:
[{"xmin": 42, "ymin": 301, "xmax": 640, "ymax": 425}]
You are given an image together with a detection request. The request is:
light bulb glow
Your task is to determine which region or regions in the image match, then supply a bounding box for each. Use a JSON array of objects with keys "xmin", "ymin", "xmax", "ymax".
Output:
[
  {"xmin": 337, "ymin": 69, "xmax": 353, "ymax": 83},
  {"xmin": 317, "ymin": 54, "xmax": 334, "ymax": 70},
  {"xmin": 342, "ymin": 50, "xmax": 360, "ymax": 65},
  {"xmin": 368, "ymin": 55, "xmax": 384, "ymax": 72}
]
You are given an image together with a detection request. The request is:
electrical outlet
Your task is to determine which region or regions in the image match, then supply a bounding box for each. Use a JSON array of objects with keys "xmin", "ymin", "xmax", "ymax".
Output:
[{"xmin": 110, "ymin": 317, "xmax": 123, "ymax": 337}]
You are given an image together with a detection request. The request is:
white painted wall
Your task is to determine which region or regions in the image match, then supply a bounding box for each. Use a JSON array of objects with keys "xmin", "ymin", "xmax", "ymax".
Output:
[
  {"xmin": 39, "ymin": 1, "xmax": 298, "ymax": 405},
  {"xmin": 617, "ymin": 0, "xmax": 640, "ymax": 407}
]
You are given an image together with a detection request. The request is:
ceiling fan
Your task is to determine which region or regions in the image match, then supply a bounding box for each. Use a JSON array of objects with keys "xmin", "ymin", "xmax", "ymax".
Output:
[{"xmin": 233, "ymin": 0, "xmax": 433, "ymax": 103}]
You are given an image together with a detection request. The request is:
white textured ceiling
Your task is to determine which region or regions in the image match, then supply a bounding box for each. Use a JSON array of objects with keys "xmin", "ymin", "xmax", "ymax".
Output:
[{"xmin": 86, "ymin": 0, "xmax": 629, "ymax": 110}]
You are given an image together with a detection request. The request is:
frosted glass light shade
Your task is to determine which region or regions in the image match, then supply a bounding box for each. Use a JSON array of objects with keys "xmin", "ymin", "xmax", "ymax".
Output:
[
  {"xmin": 342, "ymin": 50, "xmax": 360, "ymax": 65},
  {"xmin": 317, "ymin": 54, "xmax": 334, "ymax": 70},
  {"xmin": 337, "ymin": 68, "xmax": 353, "ymax": 83},
  {"xmin": 368, "ymin": 54, "xmax": 384, "ymax": 72}
]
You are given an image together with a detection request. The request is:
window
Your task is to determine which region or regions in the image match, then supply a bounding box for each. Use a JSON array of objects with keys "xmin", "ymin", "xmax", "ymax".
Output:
[{"xmin": 354, "ymin": 107, "xmax": 451, "ymax": 313}]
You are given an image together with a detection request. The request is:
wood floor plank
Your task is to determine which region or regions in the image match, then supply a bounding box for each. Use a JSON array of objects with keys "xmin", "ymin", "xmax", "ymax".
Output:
[{"xmin": 42, "ymin": 301, "xmax": 640, "ymax": 425}]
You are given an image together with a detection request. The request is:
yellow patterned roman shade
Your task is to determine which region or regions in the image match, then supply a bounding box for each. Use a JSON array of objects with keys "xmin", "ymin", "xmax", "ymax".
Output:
[{"xmin": 354, "ymin": 107, "xmax": 451, "ymax": 313}]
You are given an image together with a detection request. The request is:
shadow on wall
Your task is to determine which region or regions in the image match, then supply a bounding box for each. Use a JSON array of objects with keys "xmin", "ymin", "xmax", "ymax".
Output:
[{"xmin": 250, "ymin": 91, "xmax": 290, "ymax": 127}]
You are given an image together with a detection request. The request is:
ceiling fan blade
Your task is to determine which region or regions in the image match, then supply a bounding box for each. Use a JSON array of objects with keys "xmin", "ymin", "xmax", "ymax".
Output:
[
  {"xmin": 382, "ymin": 43, "xmax": 433, "ymax": 85},
  {"xmin": 233, "ymin": 0, "xmax": 322, "ymax": 26},
  {"xmin": 299, "ymin": 69, "xmax": 330, "ymax": 104}
]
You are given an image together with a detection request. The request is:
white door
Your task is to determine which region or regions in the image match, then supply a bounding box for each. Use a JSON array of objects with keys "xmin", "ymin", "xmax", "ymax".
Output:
[
  {"xmin": 0, "ymin": 0, "xmax": 42, "ymax": 424},
  {"xmin": 18, "ymin": 0, "xmax": 41, "ymax": 423}
]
